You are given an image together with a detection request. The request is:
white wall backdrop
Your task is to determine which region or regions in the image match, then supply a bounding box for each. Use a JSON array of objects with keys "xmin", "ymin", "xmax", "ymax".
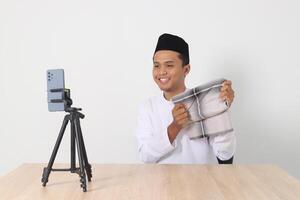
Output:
[{"xmin": 1, "ymin": 0, "xmax": 300, "ymax": 179}]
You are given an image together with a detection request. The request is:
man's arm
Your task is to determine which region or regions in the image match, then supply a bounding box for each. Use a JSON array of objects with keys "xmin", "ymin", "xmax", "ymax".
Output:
[
  {"xmin": 209, "ymin": 130, "xmax": 236, "ymax": 164},
  {"xmin": 215, "ymin": 80, "xmax": 235, "ymax": 164},
  {"xmin": 167, "ymin": 104, "xmax": 190, "ymax": 143},
  {"xmin": 136, "ymin": 102, "xmax": 176, "ymax": 163}
]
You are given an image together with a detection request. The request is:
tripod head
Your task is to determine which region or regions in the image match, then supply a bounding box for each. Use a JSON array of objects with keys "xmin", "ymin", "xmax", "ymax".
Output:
[
  {"xmin": 63, "ymin": 90, "xmax": 84, "ymax": 118},
  {"xmin": 64, "ymin": 89, "xmax": 73, "ymax": 108}
]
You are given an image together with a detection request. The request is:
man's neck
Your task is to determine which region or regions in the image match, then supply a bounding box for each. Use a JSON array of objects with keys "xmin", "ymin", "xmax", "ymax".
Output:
[{"xmin": 163, "ymin": 86, "xmax": 186, "ymax": 101}]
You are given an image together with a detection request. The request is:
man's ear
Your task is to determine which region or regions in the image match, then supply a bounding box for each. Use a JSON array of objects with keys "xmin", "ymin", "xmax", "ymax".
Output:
[{"xmin": 183, "ymin": 64, "xmax": 190, "ymax": 76}]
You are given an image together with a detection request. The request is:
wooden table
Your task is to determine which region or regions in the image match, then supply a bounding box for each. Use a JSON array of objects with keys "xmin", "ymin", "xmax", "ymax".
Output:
[{"xmin": 1, "ymin": 164, "xmax": 300, "ymax": 200}]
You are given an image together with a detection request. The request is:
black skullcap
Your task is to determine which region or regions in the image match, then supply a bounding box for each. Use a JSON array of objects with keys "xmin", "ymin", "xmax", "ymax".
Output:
[{"xmin": 154, "ymin": 33, "xmax": 189, "ymax": 64}]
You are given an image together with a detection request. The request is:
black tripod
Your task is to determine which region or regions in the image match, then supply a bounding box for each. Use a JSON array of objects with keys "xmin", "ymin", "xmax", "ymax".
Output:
[{"xmin": 41, "ymin": 107, "xmax": 92, "ymax": 192}]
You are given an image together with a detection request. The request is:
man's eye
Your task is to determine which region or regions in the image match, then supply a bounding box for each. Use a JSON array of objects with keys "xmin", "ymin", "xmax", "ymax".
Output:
[
  {"xmin": 153, "ymin": 65, "xmax": 159, "ymax": 68},
  {"xmin": 167, "ymin": 65, "xmax": 174, "ymax": 67}
]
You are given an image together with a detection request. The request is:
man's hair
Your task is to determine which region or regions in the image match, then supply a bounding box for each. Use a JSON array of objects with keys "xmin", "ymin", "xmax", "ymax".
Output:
[{"xmin": 178, "ymin": 54, "xmax": 189, "ymax": 66}]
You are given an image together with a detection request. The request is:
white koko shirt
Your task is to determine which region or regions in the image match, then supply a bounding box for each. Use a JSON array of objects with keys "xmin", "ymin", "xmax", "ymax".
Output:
[{"xmin": 136, "ymin": 92, "xmax": 236, "ymax": 164}]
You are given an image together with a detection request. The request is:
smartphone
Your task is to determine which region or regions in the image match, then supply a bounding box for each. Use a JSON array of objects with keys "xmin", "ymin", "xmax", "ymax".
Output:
[{"xmin": 47, "ymin": 69, "xmax": 66, "ymax": 111}]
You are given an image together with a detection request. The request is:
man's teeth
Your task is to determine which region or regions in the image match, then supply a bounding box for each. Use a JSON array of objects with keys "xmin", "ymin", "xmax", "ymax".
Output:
[{"xmin": 159, "ymin": 78, "xmax": 169, "ymax": 83}]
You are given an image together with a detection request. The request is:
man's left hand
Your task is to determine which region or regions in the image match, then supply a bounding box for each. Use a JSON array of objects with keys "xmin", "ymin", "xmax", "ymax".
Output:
[{"xmin": 220, "ymin": 80, "xmax": 235, "ymax": 107}]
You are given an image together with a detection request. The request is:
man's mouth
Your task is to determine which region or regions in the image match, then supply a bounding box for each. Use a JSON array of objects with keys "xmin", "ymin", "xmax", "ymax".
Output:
[{"xmin": 158, "ymin": 77, "xmax": 170, "ymax": 84}]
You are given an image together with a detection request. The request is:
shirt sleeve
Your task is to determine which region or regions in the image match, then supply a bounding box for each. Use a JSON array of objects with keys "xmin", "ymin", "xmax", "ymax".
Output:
[
  {"xmin": 209, "ymin": 130, "xmax": 236, "ymax": 161},
  {"xmin": 135, "ymin": 102, "xmax": 175, "ymax": 163}
]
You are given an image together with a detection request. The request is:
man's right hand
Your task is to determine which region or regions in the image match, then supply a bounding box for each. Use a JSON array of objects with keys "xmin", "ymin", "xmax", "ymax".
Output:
[{"xmin": 167, "ymin": 103, "xmax": 190, "ymax": 143}]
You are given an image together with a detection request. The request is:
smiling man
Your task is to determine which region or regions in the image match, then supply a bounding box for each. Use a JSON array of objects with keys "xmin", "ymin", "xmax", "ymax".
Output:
[{"xmin": 136, "ymin": 33, "xmax": 236, "ymax": 164}]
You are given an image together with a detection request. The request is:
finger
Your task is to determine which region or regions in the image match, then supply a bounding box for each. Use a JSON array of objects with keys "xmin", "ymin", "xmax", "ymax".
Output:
[
  {"xmin": 221, "ymin": 94, "xmax": 233, "ymax": 103},
  {"xmin": 174, "ymin": 104, "xmax": 183, "ymax": 109},
  {"xmin": 222, "ymin": 82, "xmax": 233, "ymax": 91},
  {"xmin": 221, "ymin": 85, "xmax": 229, "ymax": 91},
  {"xmin": 223, "ymin": 80, "xmax": 232, "ymax": 86},
  {"xmin": 175, "ymin": 103, "xmax": 186, "ymax": 111},
  {"xmin": 181, "ymin": 104, "xmax": 187, "ymax": 109},
  {"xmin": 178, "ymin": 118, "xmax": 190, "ymax": 127},
  {"xmin": 176, "ymin": 112, "xmax": 189, "ymax": 121},
  {"xmin": 222, "ymin": 81, "xmax": 232, "ymax": 90},
  {"xmin": 173, "ymin": 108, "xmax": 186, "ymax": 117},
  {"xmin": 173, "ymin": 104, "xmax": 184, "ymax": 114},
  {"xmin": 226, "ymin": 85, "xmax": 233, "ymax": 92},
  {"xmin": 225, "ymin": 95, "xmax": 234, "ymax": 104},
  {"xmin": 178, "ymin": 107, "xmax": 188, "ymax": 113},
  {"xmin": 220, "ymin": 91, "xmax": 228, "ymax": 99},
  {"xmin": 181, "ymin": 118, "xmax": 191, "ymax": 128},
  {"xmin": 174, "ymin": 108, "xmax": 188, "ymax": 117},
  {"xmin": 221, "ymin": 88, "xmax": 234, "ymax": 97}
]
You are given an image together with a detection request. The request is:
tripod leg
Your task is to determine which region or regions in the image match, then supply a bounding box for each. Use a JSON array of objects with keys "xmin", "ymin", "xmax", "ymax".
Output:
[
  {"xmin": 74, "ymin": 118, "xmax": 87, "ymax": 192},
  {"xmin": 42, "ymin": 115, "xmax": 69, "ymax": 186},
  {"xmin": 76, "ymin": 117, "xmax": 92, "ymax": 181},
  {"xmin": 70, "ymin": 120, "xmax": 76, "ymax": 173}
]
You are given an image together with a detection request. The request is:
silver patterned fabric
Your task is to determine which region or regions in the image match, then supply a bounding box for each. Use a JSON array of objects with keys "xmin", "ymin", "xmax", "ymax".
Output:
[{"xmin": 172, "ymin": 78, "xmax": 234, "ymax": 139}]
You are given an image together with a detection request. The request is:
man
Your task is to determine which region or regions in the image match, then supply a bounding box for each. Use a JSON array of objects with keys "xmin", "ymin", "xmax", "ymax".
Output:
[{"xmin": 136, "ymin": 33, "xmax": 236, "ymax": 164}]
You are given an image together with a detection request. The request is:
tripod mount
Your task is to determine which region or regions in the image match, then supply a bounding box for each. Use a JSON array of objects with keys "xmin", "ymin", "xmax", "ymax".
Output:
[{"xmin": 41, "ymin": 104, "xmax": 92, "ymax": 192}]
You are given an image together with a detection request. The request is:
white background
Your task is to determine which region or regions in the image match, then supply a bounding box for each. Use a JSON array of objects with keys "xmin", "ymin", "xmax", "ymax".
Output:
[{"xmin": 1, "ymin": 0, "xmax": 300, "ymax": 179}]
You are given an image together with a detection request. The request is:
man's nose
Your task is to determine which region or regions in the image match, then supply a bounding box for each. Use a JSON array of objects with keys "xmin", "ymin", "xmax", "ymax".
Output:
[{"xmin": 159, "ymin": 68, "xmax": 167, "ymax": 75}]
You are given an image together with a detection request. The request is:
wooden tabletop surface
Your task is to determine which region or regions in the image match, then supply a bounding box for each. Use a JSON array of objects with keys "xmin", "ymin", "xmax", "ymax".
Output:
[{"xmin": 1, "ymin": 163, "xmax": 300, "ymax": 200}]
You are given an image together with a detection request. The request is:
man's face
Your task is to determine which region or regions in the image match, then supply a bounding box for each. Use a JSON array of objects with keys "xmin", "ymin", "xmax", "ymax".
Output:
[{"xmin": 153, "ymin": 50, "xmax": 190, "ymax": 93}]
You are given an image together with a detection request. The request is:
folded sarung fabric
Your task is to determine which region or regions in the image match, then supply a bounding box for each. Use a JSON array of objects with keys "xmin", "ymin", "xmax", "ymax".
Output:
[{"xmin": 172, "ymin": 78, "xmax": 234, "ymax": 139}]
